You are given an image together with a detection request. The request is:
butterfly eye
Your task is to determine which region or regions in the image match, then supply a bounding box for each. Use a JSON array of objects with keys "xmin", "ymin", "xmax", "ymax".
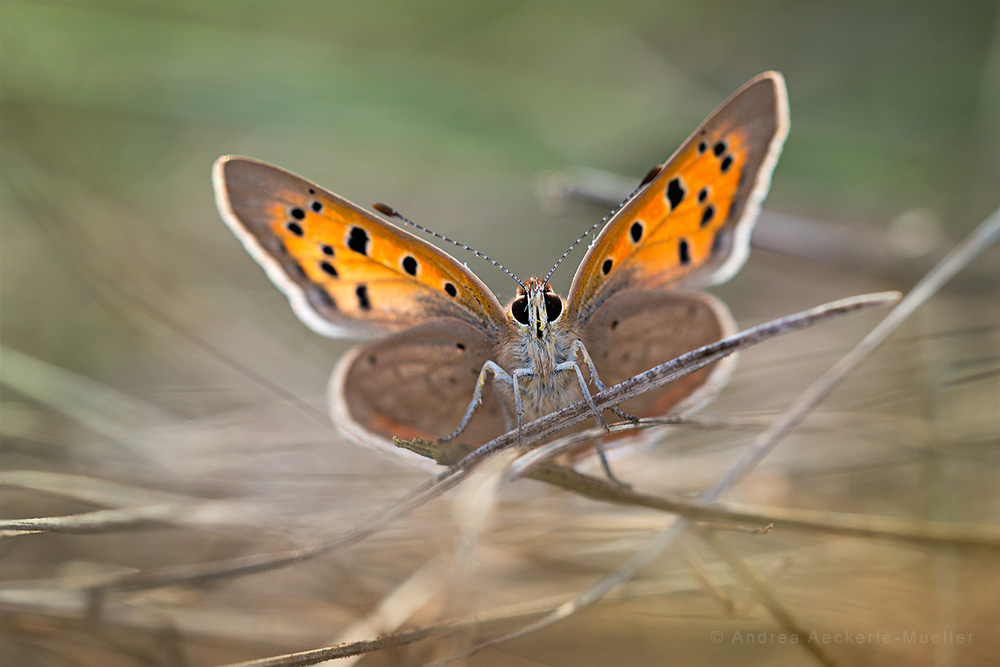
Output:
[
  {"xmin": 544, "ymin": 293, "xmax": 562, "ymax": 322},
  {"xmin": 511, "ymin": 296, "xmax": 529, "ymax": 324}
]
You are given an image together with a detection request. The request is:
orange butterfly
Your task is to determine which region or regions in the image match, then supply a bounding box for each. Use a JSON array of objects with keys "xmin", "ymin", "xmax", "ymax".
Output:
[{"xmin": 213, "ymin": 72, "xmax": 789, "ymax": 469}]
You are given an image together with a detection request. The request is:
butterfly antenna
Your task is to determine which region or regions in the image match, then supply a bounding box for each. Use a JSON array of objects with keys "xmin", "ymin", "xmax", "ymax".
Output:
[
  {"xmin": 372, "ymin": 203, "xmax": 526, "ymax": 291},
  {"xmin": 542, "ymin": 163, "xmax": 663, "ymax": 285}
]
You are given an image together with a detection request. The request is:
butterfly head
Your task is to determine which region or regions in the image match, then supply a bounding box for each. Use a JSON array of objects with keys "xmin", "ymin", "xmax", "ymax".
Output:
[{"xmin": 509, "ymin": 277, "xmax": 563, "ymax": 340}]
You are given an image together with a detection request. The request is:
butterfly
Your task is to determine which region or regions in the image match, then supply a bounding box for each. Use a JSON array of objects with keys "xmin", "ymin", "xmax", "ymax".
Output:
[{"xmin": 213, "ymin": 72, "xmax": 789, "ymax": 469}]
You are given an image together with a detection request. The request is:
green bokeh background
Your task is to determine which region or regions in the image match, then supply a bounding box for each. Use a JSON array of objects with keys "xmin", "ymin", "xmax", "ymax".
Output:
[{"xmin": 4, "ymin": 2, "xmax": 997, "ymax": 388}]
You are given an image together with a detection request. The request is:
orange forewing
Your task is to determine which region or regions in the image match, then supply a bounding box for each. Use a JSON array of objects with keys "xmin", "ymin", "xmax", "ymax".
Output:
[
  {"xmin": 214, "ymin": 157, "xmax": 506, "ymax": 338},
  {"xmin": 567, "ymin": 72, "xmax": 788, "ymax": 319},
  {"xmin": 612, "ymin": 128, "xmax": 749, "ymax": 281}
]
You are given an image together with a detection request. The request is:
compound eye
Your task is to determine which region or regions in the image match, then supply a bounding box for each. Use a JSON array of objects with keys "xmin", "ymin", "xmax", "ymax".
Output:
[
  {"xmin": 511, "ymin": 296, "xmax": 529, "ymax": 324},
  {"xmin": 544, "ymin": 293, "xmax": 563, "ymax": 322}
]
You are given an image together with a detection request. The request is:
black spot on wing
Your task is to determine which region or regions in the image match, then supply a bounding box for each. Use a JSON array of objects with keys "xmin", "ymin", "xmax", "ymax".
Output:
[
  {"xmin": 347, "ymin": 226, "xmax": 370, "ymax": 255},
  {"xmin": 701, "ymin": 205, "xmax": 715, "ymax": 228},
  {"xmin": 602, "ymin": 258, "xmax": 613, "ymax": 275},
  {"xmin": 321, "ymin": 244, "xmax": 334, "ymax": 256},
  {"xmin": 698, "ymin": 187, "xmax": 709, "ymax": 203},
  {"xmin": 678, "ymin": 238, "xmax": 691, "ymax": 265},
  {"xmin": 402, "ymin": 255, "xmax": 418, "ymax": 276},
  {"xmin": 666, "ymin": 177, "xmax": 686, "ymax": 211},
  {"xmin": 290, "ymin": 207, "xmax": 305, "ymax": 220},
  {"xmin": 444, "ymin": 282, "xmax": 457, "ymax": 297},
  {"xmin": 356, "ymin": 284, "xmax": 371, "ymax": 310},
  {"xmin": 720, "ymin": 155, "xmax": 733, "ymax": 173},
  {"xmin": 320, "ymin": 261, "xmax": 338, "ymax": 278},
  {"xmin": 629, "ymin": 221, "xmax": 643, "ymax": 243},
  {"xmin": 286, "ymin": 221, "xmax": 304, "ymax": 237},
  {"xmin": 713, "ymin": 141, "xmax": 727, "ymax": 157},
  {"xmin": 311, "ymin": 201, "xmax": 322, "ymax": 212}
]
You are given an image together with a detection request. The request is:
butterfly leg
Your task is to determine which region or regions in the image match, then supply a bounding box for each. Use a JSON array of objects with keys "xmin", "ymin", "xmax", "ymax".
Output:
[
  {"xmin": 569, "ymin": 339, "xmax": 640, "ymax": 425},
  {"xmin": 509, "ymin": 367, "xmax": 533, "ymax": 447},
  {"xmin": 564, "ymin": 340, "xmax": 638, "ymax": 486},
  {"xmin": 453, "ymin": 364, "xmax": 529, "ymax": 447},
  {"xmin": 553, "ymin": 359, "xmax": 611, "ymax": 432},
  {"xmin": 436, "ymin": 363, "xmax": 549, "ymax": 449},
  {"xmin": 551, "ymin": 357, "xmax": 631, "ymax": 484},
  {"xmin": 437, "ymin": 360, "xmax": 514, "ymax": 444},
  {"xmin": 490, "ymin": 382, "xmax": 517, "ymax": 433}
]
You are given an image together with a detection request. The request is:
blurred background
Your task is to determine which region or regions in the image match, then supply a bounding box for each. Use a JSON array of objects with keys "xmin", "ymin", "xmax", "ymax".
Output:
[{"xmin": 2, "ymin": 1, "xmax": 998, "ymax": 665}]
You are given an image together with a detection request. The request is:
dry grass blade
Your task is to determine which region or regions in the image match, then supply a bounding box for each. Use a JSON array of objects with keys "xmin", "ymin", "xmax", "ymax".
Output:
[
  {"xmin": 696, "ymin": 530, "xmax": 841, "ymax": 667},
  {"xmin": 424, "ymin": 207, "xmax": 1000, "ymax": 665},
  {"xmin": 5, "ymin": 294, "xmax": 895, "ymax": 597}
]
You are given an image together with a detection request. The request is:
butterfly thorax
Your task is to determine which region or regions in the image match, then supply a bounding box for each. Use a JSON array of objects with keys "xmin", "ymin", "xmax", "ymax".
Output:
[{"xmin": 498, "ymin": 278, "xmax": 585, "ymax": 418}]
